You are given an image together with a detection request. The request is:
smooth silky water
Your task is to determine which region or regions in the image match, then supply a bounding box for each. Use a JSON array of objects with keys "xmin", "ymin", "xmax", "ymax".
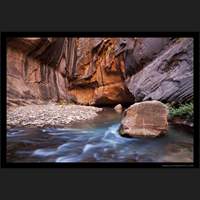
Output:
[{"xmin": 7, "ymin": 108, "xmax": 193, "ymax": 163}]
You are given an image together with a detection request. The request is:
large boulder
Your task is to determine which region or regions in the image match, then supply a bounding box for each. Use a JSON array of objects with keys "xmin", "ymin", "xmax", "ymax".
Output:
[{"xmin": 120, "ymin": 100, "xmax": 169, "ymax": 137}]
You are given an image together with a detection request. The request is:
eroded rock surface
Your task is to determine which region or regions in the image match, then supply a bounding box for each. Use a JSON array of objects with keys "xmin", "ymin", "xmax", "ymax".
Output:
[
  {"xmin": 7, "ymin": 37, "xmax": 193, "ymax": 107},
  {"xmin": 120, "ymin": 101, "xmax": 169, "ymax": 137},
  {"xmin": 7, "ymin": 38, "xmax": 70, "ymax": 106},
  {"xmin": 68, "ymin": 38, "xmax": 134, "ymax": 105},
  {"xmin": 7, "ymin": 37, "xmax": 134, "ymax": 107},
  {"xmin": 125, "ymin": 38, "xmax": 193, "ymax": 103},
  {"xmin": 116, "ymin": 37, "xmax": 170, "ymax": 76}
]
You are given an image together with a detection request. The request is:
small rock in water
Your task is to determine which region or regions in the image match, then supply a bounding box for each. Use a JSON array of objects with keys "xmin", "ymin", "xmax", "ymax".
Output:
[{"xmin": 114, "ymin": 104, "xmax": 123, "ymax": 113}]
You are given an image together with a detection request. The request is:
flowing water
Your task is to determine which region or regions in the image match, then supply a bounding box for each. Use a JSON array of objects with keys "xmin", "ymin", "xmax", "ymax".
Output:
[{"xmin": 7, "ymin": 108, "xmax": 193, "ymax": 163}]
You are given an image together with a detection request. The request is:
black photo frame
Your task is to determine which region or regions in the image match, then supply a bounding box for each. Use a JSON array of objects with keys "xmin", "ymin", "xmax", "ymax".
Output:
[{"xmin": 1, "ymin": 32, "xmax": 199, "ymax": 168}]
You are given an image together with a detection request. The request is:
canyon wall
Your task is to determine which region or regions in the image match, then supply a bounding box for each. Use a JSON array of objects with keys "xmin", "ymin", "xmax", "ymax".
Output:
[
  {"xmin": 7, "ymin": 38, "xmax": 69, "ymax": 106},
  {"xmin": 124, "ymin": 38, "xmax": 193, "ymax": 103},
  {"xmin": 7, "ymin": 37, "xmax": 193, "ymax": 107},
  {"xmin": 68, "ymin": 38, "xmax": 134, "ymax": 105}
]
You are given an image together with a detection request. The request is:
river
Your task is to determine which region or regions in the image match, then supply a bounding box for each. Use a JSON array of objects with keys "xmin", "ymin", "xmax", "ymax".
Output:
[{"xmin": 7, "ymin": 108, "xmax": 193, "ymax": 163}]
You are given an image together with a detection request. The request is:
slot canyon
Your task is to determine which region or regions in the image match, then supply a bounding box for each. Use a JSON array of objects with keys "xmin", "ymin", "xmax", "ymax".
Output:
[{"xmin": 6, "ymin": 37, "xmax": 194, "ymax": 163}]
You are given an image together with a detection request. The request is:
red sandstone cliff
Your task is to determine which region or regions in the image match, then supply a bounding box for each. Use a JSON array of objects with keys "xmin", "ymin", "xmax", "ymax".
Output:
[
  {"xmin": 7, "ymin": 38, "xmax": 69, "ymax": 106},
  {"xmin": 68, "ymin": 38, "xmax": 134, "ymax": 105},
  {"xmin": 7, "ymin": 37, "xmax": 193, "ymax": 107}
]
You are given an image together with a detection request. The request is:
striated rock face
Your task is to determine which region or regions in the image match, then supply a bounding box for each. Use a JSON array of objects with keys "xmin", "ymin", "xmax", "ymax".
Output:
[
  {"xmin": 7, "ymin": 37, "xmax": 193, "ymax": 107},
  {"xmin": 7, "ymin": 38, "xmax": 70, "ymax": 106},
  {"xmin": 116, "ymin": 37, "xmax": 170, "ymax": 77},
  {"xmin": 125, "ymin": 38, "xmax": 193, "ymax": 103},
  {"xmin": 7, "ymin": 37, "xmax": 134, "ymax": 107},
  {"xmin": 120, "ymin": 101, "xmax": 169, "ymax": 137},
  {"xmin": 68, "ymin": 38, "xmax": 134, "ymax": 105}
]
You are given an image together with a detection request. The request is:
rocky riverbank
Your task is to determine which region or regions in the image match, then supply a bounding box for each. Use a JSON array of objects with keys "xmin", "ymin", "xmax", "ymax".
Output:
[
  {"xmin": 7, "ymin": 103, "xmax": 103, "ymax": 128},
  {"xmin": 168, "ymin": 117, "xmax": 193, "ymax": 128}
]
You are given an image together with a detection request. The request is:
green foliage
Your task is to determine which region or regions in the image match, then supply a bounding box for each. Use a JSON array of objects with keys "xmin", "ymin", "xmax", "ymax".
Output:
[{"xmin": 169, "ymin": 102, "xmax": 193, "ymax": 120}]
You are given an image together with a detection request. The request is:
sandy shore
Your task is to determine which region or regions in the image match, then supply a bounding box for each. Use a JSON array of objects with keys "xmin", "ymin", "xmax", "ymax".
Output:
[{"xmin": 7, "ymin": 103, "xmax": 103, "ymax": 128}]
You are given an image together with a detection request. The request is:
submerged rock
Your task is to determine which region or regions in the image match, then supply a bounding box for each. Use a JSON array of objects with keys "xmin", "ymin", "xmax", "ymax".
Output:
[
  {"xmin": 114, "ymin": 104, "xmax": 123, "ymax": 113},
  {"xmin": 120, "ymin": 100, "xmax": 169, "ymax": 137}
]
